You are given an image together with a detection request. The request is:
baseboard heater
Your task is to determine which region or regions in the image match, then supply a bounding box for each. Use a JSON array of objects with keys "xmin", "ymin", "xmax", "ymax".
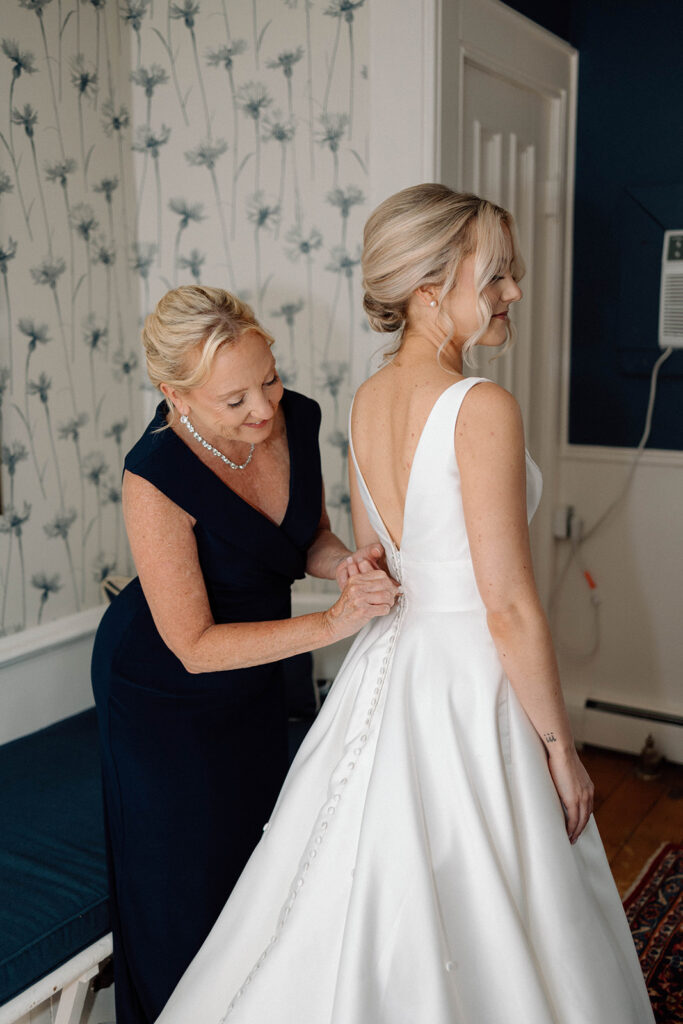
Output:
[{"xmin": 585, "ymin": 699, "xmax": 683, "ymax": 728}]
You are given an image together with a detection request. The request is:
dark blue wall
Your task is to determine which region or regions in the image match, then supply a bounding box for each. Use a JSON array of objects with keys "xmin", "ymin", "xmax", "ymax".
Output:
[
  {"xmin": 507, "ymin": 0, "xmax": 683, "ymax": 450},
  {"xmin": 501, "ymin": 0, "xmax": 576, "ymax": 46}
]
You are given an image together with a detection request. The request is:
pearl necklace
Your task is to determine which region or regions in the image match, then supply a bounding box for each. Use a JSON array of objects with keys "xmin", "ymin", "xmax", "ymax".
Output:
[{"xmin": 180, "ymin": 414, "xmax": 255, "ymax": 470}]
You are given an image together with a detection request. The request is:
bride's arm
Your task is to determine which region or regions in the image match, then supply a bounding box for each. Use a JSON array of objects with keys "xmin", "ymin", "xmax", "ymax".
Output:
[
  {"xmin": 455, "ymin": 382, "xmax": 594, "ymax": 844},
  {"xmin": 305, "ymin": 485, "xmax": 385, "ymax": 586},
  {"xmin": 304, "ymin": 486, "xmax": 354, "ymax": 579}
]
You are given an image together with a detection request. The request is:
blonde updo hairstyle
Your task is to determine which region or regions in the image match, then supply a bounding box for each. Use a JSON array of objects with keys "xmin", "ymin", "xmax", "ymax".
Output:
[
  {"xmin": 362, "ymin": 183, "xmax": 524, "ymax": 362},
  {"xmin": 142, "ymin": 285, "xmax": 274, "ymax": 425}
]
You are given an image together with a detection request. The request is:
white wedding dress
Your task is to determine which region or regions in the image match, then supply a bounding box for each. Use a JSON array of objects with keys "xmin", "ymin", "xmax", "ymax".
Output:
[{"xmin": 157, "ymin": 378, "xmax": 654, "ymax": 1024}]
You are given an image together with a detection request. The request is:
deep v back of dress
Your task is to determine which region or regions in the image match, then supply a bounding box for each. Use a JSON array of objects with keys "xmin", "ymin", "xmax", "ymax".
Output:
[
  {"xmin": 156, "ymin": 382, "xmax": 654, "ymax": 1024},
  {"xmin": 350, "ymin": 377, "xmax": 542, "ymax": 608}
]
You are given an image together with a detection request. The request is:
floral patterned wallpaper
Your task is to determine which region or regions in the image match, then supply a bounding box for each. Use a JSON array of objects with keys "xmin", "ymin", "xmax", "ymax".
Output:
[
  {"xmin": 0, "ymin": 0, "xmax": 370, "ymax": 635},
  {"xmin": 0, "ymin": 0, "xmax": 140, "ymax": 633}
]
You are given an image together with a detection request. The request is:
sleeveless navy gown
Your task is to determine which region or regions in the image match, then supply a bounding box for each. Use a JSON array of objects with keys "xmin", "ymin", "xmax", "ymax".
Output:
[{"xmin": 91, "ymin": 390, "xmax": 323, "ymax": 1024}]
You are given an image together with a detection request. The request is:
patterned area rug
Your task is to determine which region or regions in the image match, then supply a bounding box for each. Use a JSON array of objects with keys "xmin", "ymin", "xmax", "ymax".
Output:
[{"xmin": 624, "ymin": 843, "xmax": 682, "ymax": 1024}]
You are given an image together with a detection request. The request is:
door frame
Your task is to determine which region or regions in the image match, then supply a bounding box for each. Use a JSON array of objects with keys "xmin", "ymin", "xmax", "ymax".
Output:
[
  {"xmin": 368, "ymin": 0, "xmax": 578, "ymax": 603},
  {"xmin": 367, "ymin": 0, "xmax": 441, "ymax": 205}
]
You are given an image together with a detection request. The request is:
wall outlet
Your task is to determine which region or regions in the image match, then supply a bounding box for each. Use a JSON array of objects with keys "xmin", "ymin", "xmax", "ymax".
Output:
[
  {"xmin": 570, "ymin": 512, "xmax": 584, "ymax": 541},
  {"xmin": 552, "ymin": 505, "xmax": 574, "ymax": 539}
]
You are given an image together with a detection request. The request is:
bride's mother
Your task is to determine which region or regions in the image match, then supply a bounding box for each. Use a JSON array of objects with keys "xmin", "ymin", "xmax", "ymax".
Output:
[{"xmin": 91, "ymin": 286, "xmax": 397, "ymax": 1024}]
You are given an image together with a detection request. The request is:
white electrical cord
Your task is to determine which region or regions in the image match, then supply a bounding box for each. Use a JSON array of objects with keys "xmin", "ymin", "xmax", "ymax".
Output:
[
  {"xmin": 551, "ymin": 345, "xmax": 673, "ymax": 657},
  {"xmin": 550, "ymin": 531, "xmax": 601, "ymax": 659},
  {"xmin": 582, "ymin": 345, "xmax": 674, "ymax": 542}
]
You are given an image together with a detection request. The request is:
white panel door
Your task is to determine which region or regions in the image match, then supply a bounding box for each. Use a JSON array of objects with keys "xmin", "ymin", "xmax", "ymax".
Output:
[
  {"xmin": 368, "ymin": 0, "xmax": 576, "ymax": 602},
  {"xmin": 463, "ymin": 61, "xmax": 559, "ymax": 455},
  {"xmin": 441, "ymin": 0, "xmax": 577, "ymax": 601}
]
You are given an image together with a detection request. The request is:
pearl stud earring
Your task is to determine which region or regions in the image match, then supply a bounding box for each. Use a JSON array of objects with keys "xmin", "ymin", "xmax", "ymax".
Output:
[{"xmin": 429, "ymin": 300, "xmax": 437, "ymax": 307}]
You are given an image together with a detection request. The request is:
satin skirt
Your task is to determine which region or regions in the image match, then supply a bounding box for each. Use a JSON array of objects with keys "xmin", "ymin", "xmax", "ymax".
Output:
[{"xmin": 156, "ymin": 600, "xmax": 653, "ymax": 1024}]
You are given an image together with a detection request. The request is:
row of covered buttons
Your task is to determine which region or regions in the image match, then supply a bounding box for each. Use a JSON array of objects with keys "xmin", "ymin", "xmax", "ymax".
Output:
[{"xmin": 220, "ymin": 585, "xmax": 406, "ymax": 1020}]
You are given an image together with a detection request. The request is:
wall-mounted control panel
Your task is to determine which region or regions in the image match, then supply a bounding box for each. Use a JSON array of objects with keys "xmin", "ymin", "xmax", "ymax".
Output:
[{"xmin": 659, "ymin": 230, "xmax": 683, "ymax": 348}]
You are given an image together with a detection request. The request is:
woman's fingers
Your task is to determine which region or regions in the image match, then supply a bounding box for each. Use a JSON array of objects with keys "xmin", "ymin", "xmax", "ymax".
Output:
[
  {"xmin": 338, "ymin": 545, "xmax": 400, "ymax": 590},
  {"xmin": 350, "ymin": 570, "xmax": 399, "ymax": 601},
  {"xmin": 576, "ymin": 777, "xmax": 594, "ymax": 841},
  {"xmin": 336, "ymin": 554, "xmax": 377, "ymax": 591},
  {"xmin": 326, "ymin": 562, "xmax": 402, "ymax": 641},
  {"xmin": 355, "ymin": 544, "xmax": 385, "ymax": 568},
  {"xmin": 570, "ymin": 791, "xmax": 594, "ymax": 843},
  {"xmin": 344, "ymin": 574, "xmax": 399, "ymax": 618},
  {"xmin": 548, "ymin": 749, "xmax": 594, "ymax": 844},
  {"xmin": 565, "ymin": 801, "xmax": 579, "ymax": 842}
]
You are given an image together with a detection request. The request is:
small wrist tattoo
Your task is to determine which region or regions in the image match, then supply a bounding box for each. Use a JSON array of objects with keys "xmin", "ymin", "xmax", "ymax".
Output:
[{"xmin": 543, "ymin": 732, "xmax": 557, "ymax": 744}]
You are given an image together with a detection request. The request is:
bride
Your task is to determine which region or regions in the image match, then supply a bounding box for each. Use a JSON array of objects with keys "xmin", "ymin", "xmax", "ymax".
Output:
[{"xmin": 156, "ymin": 184, "xmax": 654, "ymax": 1023}]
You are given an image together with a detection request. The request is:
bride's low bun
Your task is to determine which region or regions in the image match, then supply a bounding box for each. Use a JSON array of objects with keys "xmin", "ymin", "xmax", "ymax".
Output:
[
  {"xmin": 362, "ymin": 184, "xmax": 514, "ymax": 355},
  {"xmin": 362, "ymin": 185, "xmax": 523, "ymax": 360},
  {"xmin": 362, "ymin": 293, "xmax": 405, "ymax": 334}
]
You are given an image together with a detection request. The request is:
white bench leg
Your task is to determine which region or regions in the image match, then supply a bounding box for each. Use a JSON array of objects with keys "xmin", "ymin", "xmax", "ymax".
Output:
[{"xmin": 53, "ymin": 965, "xmax": 99, "ymax": 1024}]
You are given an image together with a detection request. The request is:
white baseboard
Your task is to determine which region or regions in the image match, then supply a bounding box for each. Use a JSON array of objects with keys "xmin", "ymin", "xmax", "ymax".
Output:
[{"xmin": 568, "ymin": 699, "xmax": 683, "ymax": 764}]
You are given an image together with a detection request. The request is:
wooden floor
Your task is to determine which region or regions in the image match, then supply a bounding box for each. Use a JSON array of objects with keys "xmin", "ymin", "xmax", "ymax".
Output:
[{"xmin": 578, "ymin": 744, "xmax": 683, "ymax": 897}]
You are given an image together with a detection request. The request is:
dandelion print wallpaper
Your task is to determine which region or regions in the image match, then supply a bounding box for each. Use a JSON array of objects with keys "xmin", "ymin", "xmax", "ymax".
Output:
[
  {"xmin": 0, "ymin": 0, "xmax": 371, "ymax": 634},
  {"xmin": 0, "ymin": 1, "xmax": 140, "ymax": 633}
]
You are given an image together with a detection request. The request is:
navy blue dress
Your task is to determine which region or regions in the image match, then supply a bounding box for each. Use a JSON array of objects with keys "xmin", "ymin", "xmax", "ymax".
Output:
[{"xmin": 91, "ymin": 390, "xmax": 323, "ymax": 1024}]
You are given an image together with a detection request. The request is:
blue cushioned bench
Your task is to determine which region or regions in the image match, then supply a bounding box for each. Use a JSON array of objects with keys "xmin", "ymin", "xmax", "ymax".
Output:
[
  {"xmin": 0, "ymin": 709, "xmax": 110, "ymax": 1020},
  {"xmin": 0, "ymin": 676, "xmax": 315, "ymax": 1022}
]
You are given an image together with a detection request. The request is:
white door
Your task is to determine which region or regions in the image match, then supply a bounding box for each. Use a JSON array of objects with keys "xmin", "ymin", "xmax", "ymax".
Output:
[
  {"xmin": 462, "ymin": 63, "xmax": 552, "ymax": 434},
  {"xmin": 441, "ymin": 0, "xmax": 578, "ymax": 600}
]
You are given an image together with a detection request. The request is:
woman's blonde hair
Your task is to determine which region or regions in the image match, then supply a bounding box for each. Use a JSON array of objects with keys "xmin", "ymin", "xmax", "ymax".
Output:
[
  {"xmin": 361, "ymin": 183, "xmax": 524, "ymax": 361},
  {"xmin": 142, "ymin": 286, "xmax": 274, "ymax": 423}
]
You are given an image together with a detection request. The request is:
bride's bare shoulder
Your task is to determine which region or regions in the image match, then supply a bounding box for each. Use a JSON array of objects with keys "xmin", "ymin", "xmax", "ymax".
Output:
[
  {"xmin": 459, "ymin": 380, "xmax": 520, "ymax": 423},
  {"xmin": 354, "ymin": 363, "xmax": 459, "ymax": 413},
  {"xmin": 354, "ymin": 366, "xmax": 392, "ymax": 403},
  {"xmin": 351, "ymin": 367, "xmax": 394, "ymax": 426},
  {"xmin": 456, "ymin": 380, "xmax": 524, "ymax": 451}
]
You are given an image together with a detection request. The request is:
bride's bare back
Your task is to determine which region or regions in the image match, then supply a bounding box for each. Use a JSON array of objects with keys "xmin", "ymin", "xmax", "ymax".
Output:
[{"xmin": 350, "ymin": 361, "xmax": 466, "ymax": 550}]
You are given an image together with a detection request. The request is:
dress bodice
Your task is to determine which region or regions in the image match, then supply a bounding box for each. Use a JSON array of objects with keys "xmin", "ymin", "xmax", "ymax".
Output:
[{"xmin": 349, "ymin": 378, "xmax": 542, "ymax": 613}]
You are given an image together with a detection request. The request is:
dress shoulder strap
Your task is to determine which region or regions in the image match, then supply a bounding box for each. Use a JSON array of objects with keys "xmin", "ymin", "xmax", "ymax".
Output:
[
  {"xmin": 422, "ymin": 376, "xmax": 489, "ymax": 441},
  {"xmin": 405, "ymin": 376, "xmax": 489, "ymax": 490}
]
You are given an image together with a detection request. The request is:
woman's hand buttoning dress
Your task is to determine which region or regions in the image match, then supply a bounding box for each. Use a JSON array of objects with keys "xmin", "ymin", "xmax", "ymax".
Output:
[
  {"xmin": 155, "ymin": 195, "xmax": 655, "ymax": 1024},
  {"xmin": 90, "ymin": 286, "xmax": 399, "ymax": 1024}
]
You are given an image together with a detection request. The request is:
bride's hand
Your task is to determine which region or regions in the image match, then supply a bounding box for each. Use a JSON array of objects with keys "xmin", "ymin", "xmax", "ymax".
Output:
[
  {"xmin": 547, "ymin": 746, "xmax": 595, "ymax": 844},
  {"xmin": 335, "ymin": 544, "xmax": 389, "ymax": 589}
]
